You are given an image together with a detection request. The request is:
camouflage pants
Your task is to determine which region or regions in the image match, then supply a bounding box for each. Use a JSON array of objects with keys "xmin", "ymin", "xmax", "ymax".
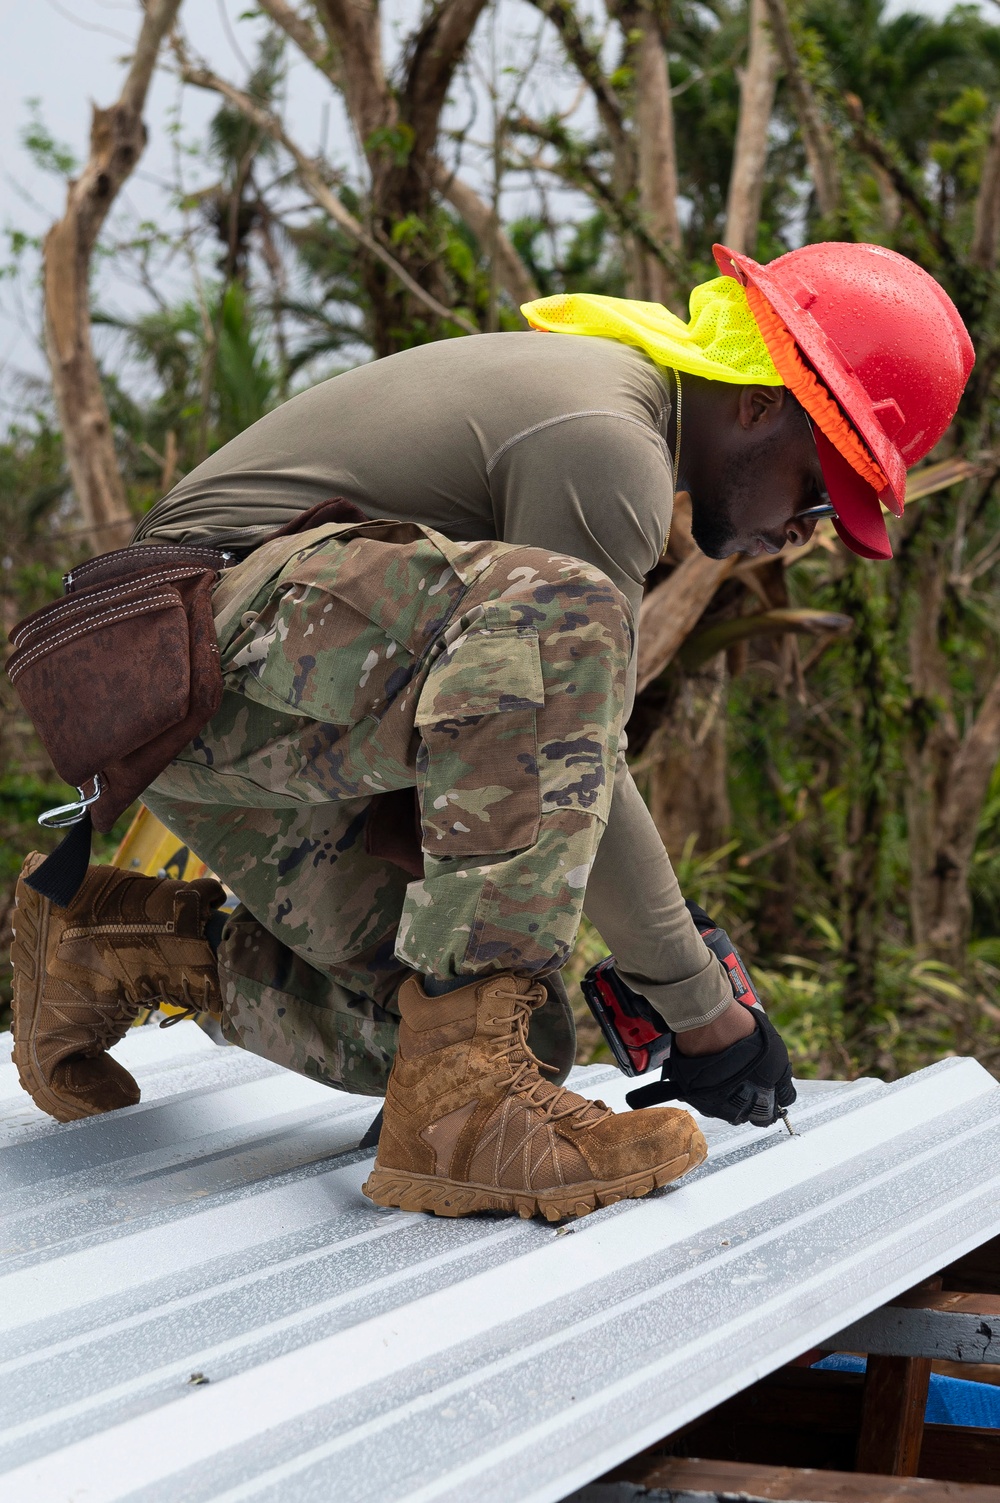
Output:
[{"xmin": 144, "ymin": 523, "xmax": 631, "ymax": 1093}]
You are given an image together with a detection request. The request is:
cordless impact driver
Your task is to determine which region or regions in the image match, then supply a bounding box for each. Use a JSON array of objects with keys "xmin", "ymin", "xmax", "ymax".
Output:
[{"xmin": 581, "ymin": 901, "xmax": 796, "ymax": 1132}]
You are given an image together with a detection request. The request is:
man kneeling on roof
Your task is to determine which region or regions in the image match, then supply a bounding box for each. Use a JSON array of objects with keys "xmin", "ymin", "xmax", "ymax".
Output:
[{"xmin": 10, "ymin": 242, "xmax": 973, "ymax": 1221}]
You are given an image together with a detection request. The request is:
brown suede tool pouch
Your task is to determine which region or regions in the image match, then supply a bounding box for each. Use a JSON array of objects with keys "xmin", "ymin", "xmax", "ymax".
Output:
[
  {"xmin": 7, "ymin": 504, "xmax": 370, "ymax": 904},
  {"xmin": 7, "ymin": 542, "xmax": 230, "ymax": 903}
]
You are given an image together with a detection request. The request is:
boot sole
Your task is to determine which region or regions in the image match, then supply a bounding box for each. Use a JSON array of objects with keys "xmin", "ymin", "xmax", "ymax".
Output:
[
  {"xmin": 361, "ymin": 1134, "xmax": 707, "ymax": 1223},
  {"xmin": 10, "ymin": 875, "xmax": 109, "ymax": 1124}
]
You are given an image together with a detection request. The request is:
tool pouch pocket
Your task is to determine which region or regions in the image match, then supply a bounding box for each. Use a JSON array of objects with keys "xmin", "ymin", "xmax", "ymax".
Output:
[{"xmin": 7, "ymin": 543, "xmax": 230, "ymax": 844}]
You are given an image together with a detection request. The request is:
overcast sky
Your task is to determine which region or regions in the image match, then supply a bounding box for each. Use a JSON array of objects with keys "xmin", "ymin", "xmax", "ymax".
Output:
[
  {"xmin": 0, "ymin": 0, "xmax": 353, "ymax": 221},
  {"xmin": 0, "ymin": 0, "xmax": 977, "ymax": 394}
]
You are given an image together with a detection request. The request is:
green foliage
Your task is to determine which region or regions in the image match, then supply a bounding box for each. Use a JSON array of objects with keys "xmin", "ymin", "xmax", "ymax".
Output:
[
  {"xmin": 0, "ymin": 415, "xmax": 67, "ymax": 546},
  {"xmin": 755, "ymin": 934, "xmax": 1000, "ymax": 1081},
  {"xmin": 671, "ymin": 835, "xmax": 752, "ymax": 918},
  {"xmin": 365, "ymin": 124, "xmax": 416, "ymax": 168},
  {"xmin": 215, "ymin": 281, "xmax": 278, "ymax": 437},
  {"xmin": 20, "ymin": 99, "xmax": 77, "ymax": 178},
  {"xmin": 208, "ymin": 29, "xmax": 284, "ymax": 172},
  {"xmin": 510, "ymin": 211, "xmax": 624, "ymax": 298},
  {"xmin": 716, "ymin": 503, "xmax": 1000, "ymax": 1076},
  {"xmin": 972, "ymin": 760, "xmax": 1000, "ymax": 936},
  {"xmin": 0, "ymin": 228, "xmax": 41, "ymax": 282}
]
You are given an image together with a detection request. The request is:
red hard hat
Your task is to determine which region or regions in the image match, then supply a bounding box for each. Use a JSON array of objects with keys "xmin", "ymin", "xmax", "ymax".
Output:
[{"xmin": 713, "ymin": 241, "xmax": 974, "ymax": 559}]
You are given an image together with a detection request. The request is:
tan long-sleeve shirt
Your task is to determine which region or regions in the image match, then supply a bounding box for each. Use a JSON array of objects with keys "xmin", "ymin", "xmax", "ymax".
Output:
[{"xmin": 135, "ymin": 331, "xmax": 731, "ymax": 1029}]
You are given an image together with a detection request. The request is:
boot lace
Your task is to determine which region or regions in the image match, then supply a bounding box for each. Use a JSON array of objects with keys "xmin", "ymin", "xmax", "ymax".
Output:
[
  {"xmin": 132, "ymin": 976, "xmax": 215, "ymax": 1029},
  {"xmin": 87, "ymin": 1007, "xmax": 143, "ymax": 1054},
  {"xmin": 80, "ymin": 977, "xmax": 208, "ymax": 1054},
  {"xmin": 490, "ymin": 988, "xmax": 611, "ymax": 1132}
]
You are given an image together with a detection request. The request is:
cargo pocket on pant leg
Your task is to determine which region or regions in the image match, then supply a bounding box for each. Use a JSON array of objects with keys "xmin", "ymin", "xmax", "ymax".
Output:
[{"xmin": 414, "ymin": 617, "xmax": 544, "ymax": 858}]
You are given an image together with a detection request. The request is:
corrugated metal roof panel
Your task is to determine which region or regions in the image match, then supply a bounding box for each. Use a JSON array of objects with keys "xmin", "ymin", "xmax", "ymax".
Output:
[{"xmin": 2, "ymin": 1024, "xmax": 999, "ymax": 1503}]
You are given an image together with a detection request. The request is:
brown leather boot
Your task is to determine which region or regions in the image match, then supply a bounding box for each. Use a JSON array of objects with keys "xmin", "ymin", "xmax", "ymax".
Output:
[
  {"xmin": 362, "ymin": 973, "xmax": 707, "ymax": 1221},
  {"xmin": 10, "ymin": 852, "xmax": 225, "ymax": 1122}
]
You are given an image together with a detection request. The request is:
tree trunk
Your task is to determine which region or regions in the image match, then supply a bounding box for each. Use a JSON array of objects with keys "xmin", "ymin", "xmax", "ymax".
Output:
[
  {"xmin": 633, "ymin": 7, "xmax": 682, "ymax": 307},
  {"xmin": 760, "ymin": 0, "xmax": 841, "ymax": 220},
  {"xmin": 724, "ymin": 0, "xmax": 779, "ymax": 254},
  {"xmin": 43, "ymin": 0, "xmax": 184, "ymax": 551},
  {"xmin": 45, "ymin": 215, "xmax": 134, "ymax": 552}
]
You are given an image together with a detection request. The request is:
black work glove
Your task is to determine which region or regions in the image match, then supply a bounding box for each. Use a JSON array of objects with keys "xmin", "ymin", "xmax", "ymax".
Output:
[{"xmin": 627, "ymin": 1008, "xmax": 796, "ymax": 1127}]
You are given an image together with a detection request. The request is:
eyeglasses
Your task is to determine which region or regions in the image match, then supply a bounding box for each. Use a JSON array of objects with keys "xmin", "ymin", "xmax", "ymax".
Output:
[
  {"xmin": 791, "ymin": 500, "xmax": 837, "ymax": 522},
  {"xmin": 795, "ymin": 413, "xmax": 838, "ymax": 526}
]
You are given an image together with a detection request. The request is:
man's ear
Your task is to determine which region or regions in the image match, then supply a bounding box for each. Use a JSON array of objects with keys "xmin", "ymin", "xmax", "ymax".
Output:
[{"xmin": 737, "ymin": 385, "xmax": 786, "ymax": 431}]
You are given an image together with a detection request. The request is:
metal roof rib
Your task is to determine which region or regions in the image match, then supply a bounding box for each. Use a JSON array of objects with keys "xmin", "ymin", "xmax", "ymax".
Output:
[{"xmin": 1, "ymin": 1025, "xmax": 999, "ymax": 1503}]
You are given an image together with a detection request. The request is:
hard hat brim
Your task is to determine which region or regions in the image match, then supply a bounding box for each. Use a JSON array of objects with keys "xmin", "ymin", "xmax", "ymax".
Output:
[{"xmin": 813, "ymin": 426, "xmax": 893, "ymax": 560}]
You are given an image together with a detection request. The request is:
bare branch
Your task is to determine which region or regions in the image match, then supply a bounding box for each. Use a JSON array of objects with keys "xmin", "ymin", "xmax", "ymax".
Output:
[
  {"xmin": 680, "ymin": 606, "xmax": 852, "ymax": 672},
  {"xmin": 906, "ymin": 454, "xmax": 990, "ymax": 502},
  {"xmin": 405, "ymin": 0, "xmax": 492, "ymax": 165},
  {"xmin": 119, "ymin": 0, "xmax": 184, "ymax": 116},
  {"xmin": 513, "ymin": 114, "xmax": 683, "ymax": 279},
  {"xmin": 525, "ymin": 0, "xmax": 629, "ymax": 157},
  {"xmin": 523, "ymin": 0, "xmax": 651, "ymax": 293},
  {"xmin": 178, "ymin": 49, "xmax": 479, "ymax": 336},
  {"xmin": 257, "ymin": 0, "xmax": 339, "ymax": 80},
  {"xmin": 259, "ymin": 0, "xmax": 537, "ymax": 310},
  {"xmin": 760, "ymin": 0, "xmax": 841, "ymax": 219},
  {"xmin": 313, "ymin": 0, "xmax": 394, "ymax": 153},
  {"xmin": 43, "ymin": 0, "xmax": 185, "ymax": 550}
]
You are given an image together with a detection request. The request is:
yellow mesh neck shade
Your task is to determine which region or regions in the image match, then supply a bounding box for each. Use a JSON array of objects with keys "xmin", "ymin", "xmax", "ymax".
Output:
[{"xmin": 521, "ymin": 278, "xmax": 783, "ymax": 385}]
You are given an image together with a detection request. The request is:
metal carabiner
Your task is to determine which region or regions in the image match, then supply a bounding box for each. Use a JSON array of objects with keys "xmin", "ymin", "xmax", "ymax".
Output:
[{"xmin": 37, "ymin": 775, "xmax": 104, "ymax": 829}]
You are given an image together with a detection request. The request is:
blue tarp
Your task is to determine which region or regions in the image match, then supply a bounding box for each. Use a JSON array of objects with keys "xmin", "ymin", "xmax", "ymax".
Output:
[{"xmin": 814, "ymin": 1353, "xmax": 1000, "ymax": 1428}]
